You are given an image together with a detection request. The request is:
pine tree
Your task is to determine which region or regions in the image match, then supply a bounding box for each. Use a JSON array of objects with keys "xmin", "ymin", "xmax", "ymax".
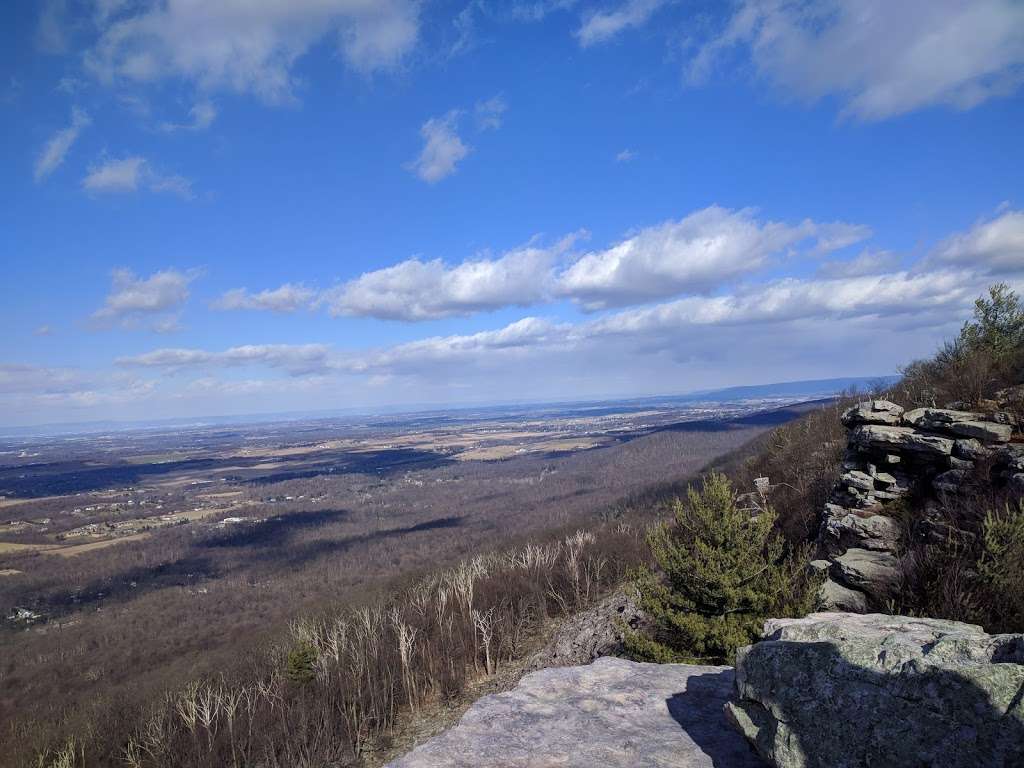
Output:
[{"xmin": 625, "ymin": 473, "xmax": 815, "ymax": 664}]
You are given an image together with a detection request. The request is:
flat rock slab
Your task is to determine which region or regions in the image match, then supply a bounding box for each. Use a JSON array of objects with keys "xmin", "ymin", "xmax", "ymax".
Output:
[{"xmin": 387, "ymin": 657, "xmax": 765, "ymax": 768}]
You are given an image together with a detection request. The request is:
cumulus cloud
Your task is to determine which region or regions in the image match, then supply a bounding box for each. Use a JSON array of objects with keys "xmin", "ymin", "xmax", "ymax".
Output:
[
  {"xmin": 84, "ymin": 0, "xmax": 419, "ymax": 103},
  {"xmin": 115, "ymin": 265, "xmax": 992, "ymax": 388},
  {"xmin": 308, "ymin": 207, "xmax": 872, "ymax": 320},
  {"xmin": 407, "ymin": 111, "xmax": 471, "ymax": 183},
  {"xmin": 556, "ymin": 206, "xmax": 869, "ymax": 310},
  {"xmin": 34, "ymin": 107, "xmax": 90, "ymax": 181},
  {"xmin": 118, "ymin": 344, "xmax": 333, "ymax": 376},
  {"xmin": 688, "ymin": 0, "xmax": 1024, "ymax": 120},
  {"xmin": 92, "ymin": 267, "xmax": 198, "ymax": 330},
  {"xmin": 929, "ymin": 207, "xmax": 1024, "ymax": 274},
  {"xmin": 576, "ymin": 0, "xmax": 669, "ymax": 47},
  {"xmin": 213, "ymin": 284, "xmax": 317, "ymax": 313},
  {"xmin": 325, "ymin": 234, "xmax": 582, "ymax": 321},
  {"xmin": 82, "ymin": 156, "xmax": 193, "ymax": 198}
]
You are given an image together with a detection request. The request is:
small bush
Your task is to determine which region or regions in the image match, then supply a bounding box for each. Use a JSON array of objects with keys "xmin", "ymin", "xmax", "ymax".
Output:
[
  {"xmin": 977, "ymin": 502, "xmax": 1024, "ymax": 633},
  {"xmin": 624, "ymin": 474, "xmax": 816, "ymax": 665}
]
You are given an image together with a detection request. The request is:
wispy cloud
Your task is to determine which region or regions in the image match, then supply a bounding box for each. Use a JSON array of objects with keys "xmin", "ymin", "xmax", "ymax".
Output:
[
  {"xmin": 475, "ymin": 95, "xmax": 508, "ymax": 130},
  {"xmin": 118, "ymin": 344, "xmax": 333, "ymax": 376},
  {"xmin": 615, "ymin": 148, "xmax": 638, "ymax": 163},
  {"xmin": 213, "ymin": 284, "xmax": 317, "ymax": 313},
  {"xmin": 159, "ymin": 100, "xmax": 217, "ymax": 133},
  {"xmin": 576, "ymin": 0, "xmax": 669, "ymax": 47},
  {"xmin": 688, "ymin": 0, "xmax": 1024, "ymax": 120},
  {"xmin": 82, "ymin": 156, "xmax": 194, "ymax": 199},
  {"xmin": 84, "ymin": 0, "xmax": 420, "ymax": 103},
  {"xmin": 34, "ymin": 107, "xmax": 90, "ymax": 181},
  {"xmin": 407, "ymin": 110, "xmax": 471, "ymax": 183}
]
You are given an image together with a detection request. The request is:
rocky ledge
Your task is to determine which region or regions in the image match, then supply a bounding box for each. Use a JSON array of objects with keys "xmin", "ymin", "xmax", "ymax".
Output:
[
  {"xmin": 728, "ymin": 612, "xmax": 1024, "ymax": 768},
  {"xmin": 817, "ymin": 398, "xmax": 1022, "ymax": 609},
  {"xmin": 387, "ymin": 656, "xmax": 765, "ymax": 767}
]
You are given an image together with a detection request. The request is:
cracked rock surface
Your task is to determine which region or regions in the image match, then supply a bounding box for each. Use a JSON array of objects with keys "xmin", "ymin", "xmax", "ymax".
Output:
[
  {"xmin": 388, "ymin": 657, "xmax": 765, "ymax": 767},
  {"xmin": 727, "ymin": 612, "xmax": 1024, "ymax": 768}
]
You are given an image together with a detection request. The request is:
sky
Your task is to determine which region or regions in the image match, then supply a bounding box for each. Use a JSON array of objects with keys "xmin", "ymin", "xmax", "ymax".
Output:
[{"xmin": 2, "ymin": 0, "xmax": 1024, "ymax": 428}]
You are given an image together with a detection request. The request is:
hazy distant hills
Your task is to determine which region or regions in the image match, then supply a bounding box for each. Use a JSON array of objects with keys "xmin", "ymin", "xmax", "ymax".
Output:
[{"xmin": 0, "ymin": 375, "xmax": 897, "ymax": 438}]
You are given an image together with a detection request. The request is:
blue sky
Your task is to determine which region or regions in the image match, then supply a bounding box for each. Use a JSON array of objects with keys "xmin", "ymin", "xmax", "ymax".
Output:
[{"xmin": 2, "ymin": 0, "xmax": 1024, "ymax": 427}]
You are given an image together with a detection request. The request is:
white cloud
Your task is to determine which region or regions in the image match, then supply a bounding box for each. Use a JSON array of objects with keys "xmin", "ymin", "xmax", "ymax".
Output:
[
  {"xmin": 85, "ymin": 0, "xmax": 419, "ymax": 103},
  {"xmin": 818, "ymin": 249, "xmax": 902, "ymax": 278},
  {"xmin": 82, "ymin": 156, "xmax": 194, "ymax": 199},
  {"xmin": 213, "ymin": 284, "xmax": 317, "ymax": 313},
  {"xmin": 36, "ymin": 0, "xmax": 70, "ymax": 54},
  {"xmin": 615, "ymin": 148, "xmax": 638, "ymax": 163},
  {"xmin": 92, "ymin": 267, "xmax": 198, "ymax": 330},
  {"xmin": 118, "ymin": 344, "xmax": 333, "ymax": 376},
  {"xmin": 689, "ymin": 0, "xmax": 1024, "ymax": 121},
  {"xmin": 585, "ymin": 270, "xmax": 978, "ymax": 339},
  {"xmin": 930, "ymin": 207, "xmax": 1024, "ymax": 274},
  {"xmin": 556, "ymin": 206, "xmax": 869, "ymax": 310},
  {"xmin": 34, "ymin": 325, "xmax": 55, "ymax": 337},
  {"xmin": 475, "ymin": 95, "xmax": 508, "ymax": 130},
  {"xmin": 34, "ymin": 107, "xmax": 90, "ymax": 181},
  {"xmin": 82, "ymin": 156, "xmax": 146, "ymax": 192},
  {"xmin": 159, "ymin": 100, "xmax": 217, "ymax": 132},
  {"xmin": 314, "ymin": 207, "xmax": 872, "ymax": 320},
  {"xmin": 0, "ymin": 363, "xmax": 157, "ymax": 413},
  {"xmin": 576, "ymin": 0, "xmax": 669, "ymax": 47},
  {"xmin": 325, "ymin": 235, "xmax": 581, "ymax": 320},
  {"xmin": 348, "ymin": 317, "xmax": 569, "ymax": 374},
  {"xmin": 407, "ymin": 111, "xmax": 471, "ymax": 183}
]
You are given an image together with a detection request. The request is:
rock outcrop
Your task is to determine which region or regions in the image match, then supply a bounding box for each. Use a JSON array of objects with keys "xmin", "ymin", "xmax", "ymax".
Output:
[
  {"xmin": 727, "ymin": 612, "xmax": 1024, "ymax": 768},
  {"xmin": 388, "ymin": 657, "xmax": 765, "ymax": 767},
  {"xmin": 816, "ymin": 399, "xmax": 1021, "ymax": 609},
  {"xmin": 526, "ymin": 587, "xmax": 645, "ymax": 670}
]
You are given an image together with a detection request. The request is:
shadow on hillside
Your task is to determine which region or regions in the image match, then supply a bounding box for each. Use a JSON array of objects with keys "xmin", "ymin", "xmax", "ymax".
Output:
[
  {"xmin": 201, "ymin": 509, "xmax": 347, "ymax": 548},
  {"xmin": 733, "ymin": 639, "xmax": 1024, "ymax": 767},
  {"xmin": 665, "ymin": 669, "xmax": 767, "ymax": 767}
]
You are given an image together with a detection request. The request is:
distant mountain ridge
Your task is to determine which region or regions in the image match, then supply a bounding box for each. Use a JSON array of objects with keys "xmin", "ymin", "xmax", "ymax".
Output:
[{"xmin": 0, "ymin": 375, "xmax": 897, "ymax": 438}]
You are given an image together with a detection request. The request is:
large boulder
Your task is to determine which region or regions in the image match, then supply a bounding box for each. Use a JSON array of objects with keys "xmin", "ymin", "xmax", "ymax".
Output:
[
  {"xmin": 726, "ymin": 613, "xmax": 1024, "ymax": 768},
  {"xmin": 526, "ymin": 587, "xmax": 645, "ymax": 670},
  {"xmin": 389, "ymin": 657, "xmax": 765, "ymax": 767},
  {"xmin": 830, "ymin": 548, "xmax": 900, "ymax": 596},
  {"xmin": 841, "ymin": 400, "xmax": 904, "ymax": 427}
]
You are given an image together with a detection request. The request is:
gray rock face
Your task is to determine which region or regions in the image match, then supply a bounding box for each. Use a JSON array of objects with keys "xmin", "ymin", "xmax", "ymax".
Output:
[
  {"xmin": 851, "ymin": 424, "xmax": 954, "ymax": 457},
  {"xmin": 526, "ymin": 588, "xmax": 644, "ymax": 671},
  {"xmin": 831, "ymin": 548, "xmax": 900, "ymax": 596},
  {"xmin": 822, "ymin": 507, "xmax": 901, "ymax": 553},
  {"xmin": 388, "ymin": 657, "xmax": 765, "ymax": 768},
  {"xmin": 841, "ymin": 400, "xmax": 904, "ymax": 427},
  {"xmin": 953, "ymin": 437, "xmax": 988, "ymax": 460},
  {"xmin": 904, "ymin": 407, "xmax": 1013, "ymax": 442},
  {"xmin": 816, "ymin": 578, "xmax": 868, "ymax": 613},
  {"xmin": 727, "ymin": 612, "xmax": 1024, "ymax": 768}
]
